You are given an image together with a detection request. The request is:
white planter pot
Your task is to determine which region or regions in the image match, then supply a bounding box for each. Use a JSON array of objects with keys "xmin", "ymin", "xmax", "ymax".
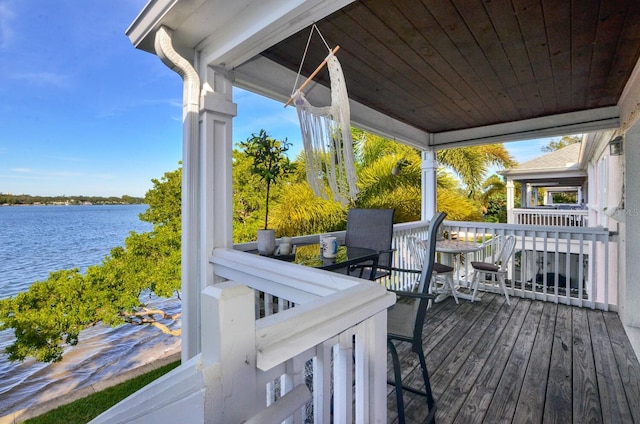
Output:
[{"xmin": 257, "ymin": 229, "xmax": 276, "ymax": 255}]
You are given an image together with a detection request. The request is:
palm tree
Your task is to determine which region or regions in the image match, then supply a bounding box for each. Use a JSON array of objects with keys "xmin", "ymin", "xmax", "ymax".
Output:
[
  {"xmin": 257, "ymin": 129, "xmax": 515, "ymax": 237},
  {"xmin": 437, "ymin": 144, "xmax": 515, "ymax": 196}
]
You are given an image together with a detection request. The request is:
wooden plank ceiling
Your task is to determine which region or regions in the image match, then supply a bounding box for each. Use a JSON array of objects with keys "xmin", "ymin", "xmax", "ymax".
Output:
[{"xmin": 262, "ymin": 0, "xmax": 640, "ymax": 134}]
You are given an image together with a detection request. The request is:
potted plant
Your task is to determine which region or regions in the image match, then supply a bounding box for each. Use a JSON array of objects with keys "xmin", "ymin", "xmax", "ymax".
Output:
[{"xmin": 241, "ymin": 129, "xmax": 294, "ymax": 255}]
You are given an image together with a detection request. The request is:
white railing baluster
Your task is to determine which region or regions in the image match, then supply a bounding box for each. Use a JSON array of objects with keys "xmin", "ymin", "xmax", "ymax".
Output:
[{"xmin": 385, "ymin": 220, "xmax": 615, "ymax": 311}]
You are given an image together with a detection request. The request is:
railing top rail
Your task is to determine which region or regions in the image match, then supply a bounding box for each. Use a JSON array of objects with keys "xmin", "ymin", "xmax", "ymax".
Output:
[
  {"xmin": 512, "ymin": 208, "xmax": 588, "ymax": 215},
  {"xmin": 255, "ymin": 282, "xmax": 394, "ymax": 371},
  {"xmin": 212, "ymin": 247, "xmax": 367, "ymax": 302},
  {"xmin": 443, "ymin": 220, "xmax": 612, "ymax": 236}
]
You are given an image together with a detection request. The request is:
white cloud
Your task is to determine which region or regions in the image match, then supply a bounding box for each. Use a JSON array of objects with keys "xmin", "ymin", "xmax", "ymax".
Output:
[
  {"xmin": 10, "ymin": 71, "xmax": 69, "ymax": 87},
  {"xmin": 0, "ymin": 2, "xmax": 15, "ymax": 50}
]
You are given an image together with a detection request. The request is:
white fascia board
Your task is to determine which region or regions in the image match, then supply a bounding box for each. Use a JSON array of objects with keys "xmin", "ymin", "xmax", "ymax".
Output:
[
  {"xmin": 580, "ymin": 130, "xmax": 616, "ymax": 166},
  {"xmin": 197, "ymin": 0, "xmax": 354, "ymax": 69},
  {"xmin": 434, "ymin": 106, "xmax": 620, "ymax": 147},
  {"xmin": 232, "ymin": 55, "xmax": 431, "ymax": 148},
  {"xmin": 504, "ymin": 168, "xmax": 587, "ymax": 180},
  {"xmin": 127, "ymin": 0, "xmax": 353, "ymax": 64},
  {"xmin": 126, "ymin": 0, "xmax": 203, "ymax": 53}
]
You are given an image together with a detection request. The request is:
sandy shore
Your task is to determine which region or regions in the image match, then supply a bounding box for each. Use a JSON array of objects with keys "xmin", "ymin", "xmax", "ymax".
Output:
[{"xmin": 0, "ymin": 347, "xmax": 181, "ymax": 424}]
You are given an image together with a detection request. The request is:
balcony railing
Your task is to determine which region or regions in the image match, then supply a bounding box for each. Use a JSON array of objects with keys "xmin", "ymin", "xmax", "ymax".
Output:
[
  {"xmin": 93, "ymin": 219, "xmax": 618, "ymax": 423},
  {"xmin": 91, "ymin": 248, "xmax": 394, "ymax": 423},
  {"xmin": 511, "ymin": 207, "xmax": 588, "ymax": 227},
  {"xmin": 235, "ymin": 219, "xmax": 616, "ymax": 311},
  {"xmin": 387, "ymin": 220, "xmax": 616, "ymax": 311}
]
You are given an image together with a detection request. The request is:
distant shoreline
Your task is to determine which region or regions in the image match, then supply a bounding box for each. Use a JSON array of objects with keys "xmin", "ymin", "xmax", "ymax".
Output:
[
  {"xmin": 0, "ymin": 194, "xmax": 145, "ymax": 207},
  {"xmin": 1, "ymin": 202, "xmax": 144, "ymax": 207}
]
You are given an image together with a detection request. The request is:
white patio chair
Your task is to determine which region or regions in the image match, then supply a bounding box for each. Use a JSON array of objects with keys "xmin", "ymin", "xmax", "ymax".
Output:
[
  {"xmin": 406, "ymin": 236, "xmax": 458, "ymax": 304},
  {"xmin": 469, "ymin": 235, "xmax": 517, "ymax": 305}
]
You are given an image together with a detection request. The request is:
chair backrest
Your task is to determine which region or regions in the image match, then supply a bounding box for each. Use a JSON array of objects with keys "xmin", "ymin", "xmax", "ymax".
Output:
[
  {"xmin": 344, "ymin": 208, "xmax": 394, "ymax": 268},
  {"xmin": 411, "ymin": 212, "xmax": 446, "ymax": 347},
  {"xmin": 406, "ymin": 236, "xmax": 427, "ymax": 268},
  {"xmin": 496, "ymin": 235, "xmax": 517, "ymax": 271}
]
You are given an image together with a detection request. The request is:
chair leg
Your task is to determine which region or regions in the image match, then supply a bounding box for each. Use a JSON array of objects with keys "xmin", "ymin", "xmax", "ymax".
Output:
[
  {"xmin": 498, "ymin": 274, "xmax": 510, "ymax": 305},
  {"xmin": 445, "ymin": 273, "xmax": 459, "ymax": 304},
  {"xmin": 471, "ymin": 270, "xmax": 481, "ymax": 302},
  {"xmin": 388, "ymin": 340, "xmax": 406, "ymax": 424},
  {"xmin": 416, "ymin": 346, "xmax": 437, "ymax": 424}
]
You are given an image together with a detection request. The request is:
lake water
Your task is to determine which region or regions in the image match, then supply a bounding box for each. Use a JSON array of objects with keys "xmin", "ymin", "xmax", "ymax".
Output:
[{"xmin": 0, "ymin": 205, "xmax": 181, "ymax": 416}]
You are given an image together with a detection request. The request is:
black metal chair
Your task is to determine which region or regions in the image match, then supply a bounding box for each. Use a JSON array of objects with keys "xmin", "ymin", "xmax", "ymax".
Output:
[
  {"xmin": 387, "ymin": 212, "xmax": 445, "ymax": 424},
  {"xmin": 344, "ymin": 208, "xmax": 395, "ymax": 280}
]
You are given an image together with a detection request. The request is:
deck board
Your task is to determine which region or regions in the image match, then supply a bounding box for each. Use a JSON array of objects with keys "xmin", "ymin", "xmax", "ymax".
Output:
[
  {"xmin": 543, "ymin": 303, "xmax": 573, "ymax": 423},
  {"xmin": 387, "ymin": 293, "xmax": 640, "ymax": 423},
  {"xmin": 512, "ymin": 302, "xmax": 556, "ymax": 423},
  {"xmin": 572, "ymin": 307, "xmax": 602, "ymax": 422}
]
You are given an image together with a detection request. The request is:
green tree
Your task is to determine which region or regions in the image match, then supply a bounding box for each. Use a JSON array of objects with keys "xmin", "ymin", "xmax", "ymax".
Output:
[
  {"xmin": 437, "ymin": 144, "xmax": 515, "ymax": 196},
  {"xmin": 232, "ymin": 149, "xmax": 265, "ymax": 242},
  {"xmin": 0, "ymin": 168, "xmax": 183, "ymax": 363},
  {"xmin": 541, "ymin": 135, "xmax": 581, "ymax": 152},
  {"xmin": 240, "ymin": 129, "xmax": 294, "ymax": 230},
  {"xmin": 480, "ymin": 174, "xmax": 508, "ymax": 222}
]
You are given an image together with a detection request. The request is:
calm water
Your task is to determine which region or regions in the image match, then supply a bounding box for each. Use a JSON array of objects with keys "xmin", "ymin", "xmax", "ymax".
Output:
[{"xmin": 0, "ymin": 205, "xmax": 181, "ymax": 416}]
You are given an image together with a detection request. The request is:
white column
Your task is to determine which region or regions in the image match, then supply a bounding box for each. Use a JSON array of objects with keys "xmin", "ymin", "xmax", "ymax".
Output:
[
  {"xmin": 506, "ymin": 180, "xmax": 515, "ymax": 223},
  {"xmin": 200, "ymin": 65, "xmax": 237, "ymax": 253},
  {"xmin": 577, "ymin": 187, "xmax": 583, "ymax": 204},
  {"xmin": 199, "ymin": 64, "xmax": 237, "ymax": 342},
  {"xmin": 623, "ymin": 128, "xmax": 640, "ymax": 328},
  {"xmin": 421, "ymin": 149, "xmax": 437, "ymax": 221}
]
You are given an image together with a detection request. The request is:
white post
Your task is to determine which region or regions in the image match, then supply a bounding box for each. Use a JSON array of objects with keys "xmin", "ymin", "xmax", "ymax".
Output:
[
  {"xmin": 623, "ymin": 128, "xmax": 640, "ymax": 328},
  {"xmin": 421, "ymin": 149, "xmax": 437, "ymax": 221},
  {"xmin": 199, "ymin": 64, "xmax": 237, "ymax": 263},
  {"xmin": 506, "ymin": 180, "xmax": 515, "ymax": 223},
  {"xmin": 201, "ymin": 283, "xmax": 259, "ymax": 423},
  {"xmin": 577, "ymin": 187, "xmax": 583, "ymax": 204}
]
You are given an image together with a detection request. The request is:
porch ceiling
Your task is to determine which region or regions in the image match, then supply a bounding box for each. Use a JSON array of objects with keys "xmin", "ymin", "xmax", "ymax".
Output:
[
  {"xmin": 128, "ymin": 0, "xmax": 640, "ymax": 148},
  {"xmin": 261, "ymin": 0, "xmax": 640, "ymax": 137}
]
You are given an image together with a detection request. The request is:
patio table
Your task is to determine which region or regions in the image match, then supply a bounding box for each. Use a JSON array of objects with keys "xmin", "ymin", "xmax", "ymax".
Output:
[
  {"xmin": 307, "ymin": 245, "xmax": 380, "ymax": 281},
  {"xmin": 253, "ymin": 244, "xmax": 380, "ymax": 281},
  {"xmin": 433, "ymin": 239, "xmax": 484, "ymax": 302}
]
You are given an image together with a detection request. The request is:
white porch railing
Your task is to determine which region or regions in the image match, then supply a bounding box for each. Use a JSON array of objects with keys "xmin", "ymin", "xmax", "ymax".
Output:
[
  {"xmin": 211, "ymin": 249, "xmax": 395, "ymax": 423},
  {"xmin": 235, "ymin": 219, "xmax": 616, "ymax": 312},
  {"xmin": 511, "ymin": 207, "xmax": 589, "ymax": 227},
  {"xmin": 91, "ymin": 249, "xmax": 394, "ymax": 424},
  {"xmin": 388, "ymin": 220, "xmax": 616, "ymax": 311}
]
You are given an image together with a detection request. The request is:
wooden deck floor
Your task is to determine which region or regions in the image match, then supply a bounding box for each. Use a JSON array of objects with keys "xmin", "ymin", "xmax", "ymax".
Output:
[{"xmin": 387, "ymin": 293, "xmax": 640, "ymax": 424}]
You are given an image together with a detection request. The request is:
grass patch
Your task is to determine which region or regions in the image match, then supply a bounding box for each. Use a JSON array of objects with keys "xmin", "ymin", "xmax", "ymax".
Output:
[{"xmin": 24, "ymin": 360, "xmax": 180, "ymax": 424}]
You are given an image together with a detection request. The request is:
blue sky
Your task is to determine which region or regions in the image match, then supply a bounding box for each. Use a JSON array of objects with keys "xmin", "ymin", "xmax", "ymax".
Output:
[{"xmin": 0, "ymin": 1, "xmax": 553, "ymax": 198}]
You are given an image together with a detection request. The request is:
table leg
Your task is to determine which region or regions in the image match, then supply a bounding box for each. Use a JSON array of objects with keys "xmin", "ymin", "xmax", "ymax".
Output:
[{"xmin": 434, "ymin": 251, "xmax": 481, "ymax": 302}]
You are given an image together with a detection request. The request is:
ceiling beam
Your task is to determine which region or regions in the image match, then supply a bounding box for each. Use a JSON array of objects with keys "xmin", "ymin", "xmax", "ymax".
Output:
[{"xmin": 433, "ymin": 107, "xmax": 620, "ymax": 148}]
